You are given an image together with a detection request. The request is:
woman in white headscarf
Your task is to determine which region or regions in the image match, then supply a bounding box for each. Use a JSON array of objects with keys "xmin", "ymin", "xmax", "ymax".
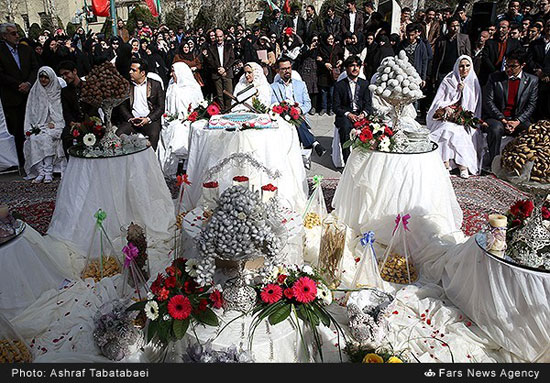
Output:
[
  {"xmin": 23, "ymin": 66, "xmax": 66, "ymax": 183},
  {"xmin": 232, "ymin": 62, "xmax": 272, "ymax": 111},
  {"xmin": 427, "ymin": 55, "xmax": 483, "ymax": 179},
  {"xmin": 158, "ymin": 61, "xmax": 204, "ymax": 177}
]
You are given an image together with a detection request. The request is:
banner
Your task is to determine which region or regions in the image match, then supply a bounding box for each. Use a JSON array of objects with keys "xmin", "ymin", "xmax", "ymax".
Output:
[
  {"xmin": 145, "ymin": 0, "xmax": 159, "ymax": 17},
  {"xmin": 91, "ymin": 0, "xmax": 110, "ymax": 17}
]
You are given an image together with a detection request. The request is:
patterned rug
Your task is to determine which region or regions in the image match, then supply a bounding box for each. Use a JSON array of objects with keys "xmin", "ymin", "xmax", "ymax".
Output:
[{"xmin": 0, "ymin": 175, "xmax": 527, "ymax": 237}]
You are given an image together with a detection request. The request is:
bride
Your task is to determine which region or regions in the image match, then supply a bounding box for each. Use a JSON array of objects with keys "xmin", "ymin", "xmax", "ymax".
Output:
[
  {"xmin": 427, "ymin": 55, "xmax": 483, "ymax": 179},
  {"xmin": 158, "ymin": 61, "xmax": 204, "ymax": 177},
  {"xmin": 232, "ymin": 62, "xmax": 272, "ymax": 112},
  {"xmin": 23, "ymin": 66, "xmax": 66, "ymax": 183}
]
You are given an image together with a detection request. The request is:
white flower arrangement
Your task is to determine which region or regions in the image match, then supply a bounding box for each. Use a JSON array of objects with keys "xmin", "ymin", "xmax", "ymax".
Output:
[
  {"xmin": 316, "ymin": 283, "xmax": 333, "ymax": 306},
  {"xmin": 378, "ymin": 136, "xmax": 391, "ymax": 152},
  {"xmin": 185, "ymin": 258, "xmax": 199, "ymax": 278}
]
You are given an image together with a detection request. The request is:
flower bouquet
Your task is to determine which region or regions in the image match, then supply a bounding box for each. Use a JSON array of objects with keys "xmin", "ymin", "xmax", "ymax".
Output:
[
  {"xmin": 127, "ymin": 258, "xmax": 223, "ymax": 345},
  {"xmin": 343, "ymin": 116, "xmax": 395, "ymax": 153},
  {"xmin": 24, "ymin": 124, "xmax": 41, "ymax": 138},
  {"xmin": 70, "ymin": 116, "xmax": 106, "ymax": 149},
  {"xmin": 269, "ymin": 101, "xmax": 305, "ymax": 127},
  {"xmin": 344, "ymin": 343, "xmax": 407, "ymax": 363},
  {"xmin": 432, "ymin": 102, "xmax": 486, "ymax": 131},
  {"xmin": 186, "ymin": 99, "xmax": 221, "ymax": 123},
  {"xmin": 249, "ymin": 264, "xmax": 346, "ymax": 362}
]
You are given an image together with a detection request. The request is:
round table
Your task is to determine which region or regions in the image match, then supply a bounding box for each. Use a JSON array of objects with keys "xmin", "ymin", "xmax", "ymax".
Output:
[
  {"xmin": 332, "ymin": 147, "xmax": 463, "ymax": 247},
  {"xmin": 0, "ymin": 223, "xmax": 69, "ymax": 319},
  {"xmin": 47, "ymin": 147, "xmax": 176, "ymax": 262},
  {"xmin": 182, "ymin": 118, "xmax": 308, "ymax": 214},
  {"xmin": 441, "ymin": 233, "xmax": 550, "ymax": 362}
]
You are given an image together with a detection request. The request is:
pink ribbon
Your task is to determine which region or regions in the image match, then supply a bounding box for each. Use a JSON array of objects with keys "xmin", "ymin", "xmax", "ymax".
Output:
[
  {"xmin": 393, "ymin": 213, "xmax": 411, "ymax": 234},
  {"xmin": 122, "ymin": 243, "xmax": 139, "ymax": 268}
]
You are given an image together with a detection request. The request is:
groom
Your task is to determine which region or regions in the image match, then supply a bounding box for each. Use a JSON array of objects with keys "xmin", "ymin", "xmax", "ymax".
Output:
[
  {"xmin": 333, "ymin": 55, "xmax": 373, "ymax": 162},
  {"xmin": 271, "ymin": 57, "xmax": 326, "ymax": 157}
]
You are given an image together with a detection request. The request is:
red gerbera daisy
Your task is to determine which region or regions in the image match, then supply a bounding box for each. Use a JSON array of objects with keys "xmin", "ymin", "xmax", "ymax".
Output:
[
  {"xmin": 206, "ymin": 103, "xmax": 220, "ymax": 116},
  {"xmin": 167, "ymin": 295, "xmax": 192, "ymax": 320},
  {"xmin": 260, "ymin": 284, "xmax": 283, "ymax": 304},
  {"xmin": 209, "ymin": 290, "xmax": 224, "ymax": 309},
  {"xmin": 292, "ymin": 277, "xmax": 317, "ymax": 303}
]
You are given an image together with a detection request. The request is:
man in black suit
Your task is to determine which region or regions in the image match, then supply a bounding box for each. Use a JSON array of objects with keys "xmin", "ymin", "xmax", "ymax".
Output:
[
  {"xmin": 482, "ymin": 50, "xmax": 538, "ymax": 167},
  {"xmin": 432, "ymin": 17, "xmax": 472, "ymax": 86},
  {"xmin": 333, "ymin": 55, "xmax": 373, "ymax": 163},
  {"xmin": 480, "ymin": 19, "xmax": 525, "ymax": 86},
  {"xmin": 284, "ymin": 5, "xmax": 307, "ymax": 41},
  {"xmin": 116, "ymin": 58, "xmax": 165, "ymax": 150},
  {"xmin": 324, "ymin": 6, "xmax": 342, "ymax": 42},
  {"xmin": 340, "ymin": 0, "xmax": 364, "ymax": 36},
  {"xmin": 204, "ymin": 28, "xmax": 236, "ymax": 111},
  {"xmin": 0, "ymin": 23, "xmax": 39, "ymax": 169},
  {"xmin": 58, "ymin": 60, "xmax": 99, "ymax": 156}
]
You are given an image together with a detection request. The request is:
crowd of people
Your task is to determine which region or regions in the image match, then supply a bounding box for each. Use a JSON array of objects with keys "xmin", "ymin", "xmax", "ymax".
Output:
[{"xmin": 1, "ymin": 0, "xmax": 550, "ymax": 183}]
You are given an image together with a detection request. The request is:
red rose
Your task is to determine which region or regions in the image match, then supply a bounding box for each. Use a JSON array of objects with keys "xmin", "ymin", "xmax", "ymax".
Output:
[
  {"xmin": 206, "ymin": 103, "xmax": 220, "ymax": 116},
  {"xmin": 272, "ymin": 105, "xmax": 284, "ymax": 114},
  {"xmin": 187, "ymin": 111, "xmax": 199, "ymax": 122},
  {"xmin": 165, "ymin": 276, "xmax": 177, "ymax": 289},
  {"xmin": 209, "ymin": 290, "xmax": 224, "ymax": 309},
  {"xmin": 261, "ymin": 183, "xmax": 278, "ymax": 192},
  {"xmin": 163, "ymin": 113, "xmax": 168, "ymax": 118},
  {"xmin": 542, "ymin": 206, "xmax": 550, "ymax": 220},
  {"xmin": 510, "ymin": 199, "xmax": 534, "ymax": 219},
  {"xmin": 72, "ymin": 129, "xmax": 80, "ymax": 138},
  {"xmin": 25, "ymin": 131, "xmax": 31, "ymax": 137},
  {"xmin": 233, "ymin": 176, "xmax": 249, "ymax": 182},
  {"xmin": 184, "ymin": 280, "xmax": 197, "ymax": 294},
  {"xmin": 197, "ymin": 298, "xmax": 208, "ymax": 312},
  {"xmin": 277, "ymin": 274, "xmax": 287, "ymax": 284},
  {"xmin": 511, "ymin": 218, "xmax": 522, "ymax": 228},
  {"xmin": 283, "ymin": 288, "xmax": 294, "ymax": 299},
  {"xmin": 284, "ymin": 27, "xmax": 294, "ymax": 36}
]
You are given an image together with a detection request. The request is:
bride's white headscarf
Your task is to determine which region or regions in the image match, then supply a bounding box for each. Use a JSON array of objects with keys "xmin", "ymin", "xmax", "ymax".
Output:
[
  {"xmin": 24, "ymin": 66, "xmax": 64, "ymax": 132},
  {"xmin": 427, "ymin": 55, "xmax": 481, "ymax": 127},
  {"xmin": 233, "ymin": 62, "xmax": 272, "ymax": 109},
  {"xmin": 165, "ymin": 61, "xmax": 204, "ymax": 118}
]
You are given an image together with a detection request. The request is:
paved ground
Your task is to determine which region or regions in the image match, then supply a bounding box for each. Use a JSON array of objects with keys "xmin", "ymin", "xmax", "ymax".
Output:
[{"xmin": 0, "ymin": 115, "xmax": 343, "ymax": 184}]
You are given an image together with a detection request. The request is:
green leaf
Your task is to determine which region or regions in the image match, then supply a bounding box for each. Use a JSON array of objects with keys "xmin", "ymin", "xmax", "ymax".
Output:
[
  {"xmin": 146, "ymin": 319, "xmax": 159, "ymax": 343},
  {"xmin": 342, "ymin": 140, "xmax": 353, "ymax": 149},
  {"xmin": 193, "ymin": 308, "xmax": 219, "ymax": 327},
  {"xmin": 173, "ymin": 318, "xmax": 190, "ymax": 340},
  {"xmin": 268, "ymin": 303, "xmax": 291, "ymax": 325},
  {"xmin": 126, "ymin": 300, "xmax": 147, "ymax": 312},
  {"xmin": 312, "ymin": 304, "xmax": 331, "ymax": 327}
]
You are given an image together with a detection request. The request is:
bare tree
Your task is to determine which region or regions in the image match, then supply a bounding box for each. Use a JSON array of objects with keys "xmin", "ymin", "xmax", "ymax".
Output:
[{"xmin": 1, "ymin": 0, "xmax": 24, "ymax": 23}]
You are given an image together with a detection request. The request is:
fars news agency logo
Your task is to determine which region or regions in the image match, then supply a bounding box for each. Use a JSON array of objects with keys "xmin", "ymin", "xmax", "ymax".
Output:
[{"xmin": 424, "ymin": 369, "xmax": 437, "ymax": 378}]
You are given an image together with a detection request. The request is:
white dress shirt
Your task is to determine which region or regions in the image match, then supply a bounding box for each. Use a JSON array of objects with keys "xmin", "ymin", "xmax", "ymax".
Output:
[
  {"xmin": 348, "ymin": 77, "xmax": 358, "ymax": 111},
  {"xmin": 5, "ymin": 42, "xmax": 21, "ymax": 69},
  {"xmin": 350, "ymin": 12, "xmax": 356, "ymax": 33},
  {"xmin": 217, "ymin": 44, "xmax": 224, "ymax": 67},
  {"xmin": 132, "ymin": 80, "xmax": 150, "ymax": 118}
]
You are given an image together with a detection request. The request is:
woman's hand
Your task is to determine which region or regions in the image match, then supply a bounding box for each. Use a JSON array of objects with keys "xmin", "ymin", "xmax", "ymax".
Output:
[
  {"xmin": 336, "ymin": 60, "xmax": 342, "ymax": 67},
  {"xmin": 48, "ymin": 122, "xmax": 55, "ymax": 129},
  {"xmin": 316, "ymin": 56, "xmax": 323, "ymax": 62},
  {"xmin": 458, "ymin": 82, "xmax": 464, "ymax": 91},
  {"xmin": 325, "ymin": 63, "xmax": 332, "ymax": 70}
]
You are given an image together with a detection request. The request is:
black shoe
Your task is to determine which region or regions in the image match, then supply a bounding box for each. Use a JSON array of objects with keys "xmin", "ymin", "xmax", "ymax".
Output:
[
  {"xmin": 327, "ymin": 111, "xmax": 334, "ymax": 116},
  {"xmin": 314, "ymin": 144, "xmax": 327, "ymax": 157},
  {"xmin": 319, "ymin": 109, "xmax": 326, "ymax": 116},
  {"xmin": 308, "ymin": 108, "xmax": 316, "ymax": 115}
]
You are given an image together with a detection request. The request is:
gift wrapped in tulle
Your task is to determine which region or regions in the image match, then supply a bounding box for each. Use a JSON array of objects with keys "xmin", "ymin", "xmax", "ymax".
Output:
[
  {"xmin": 302, "ymin": 176, "xmax": 328, "ymax": 266},
  {"xmin": 120, "ymin": 223, "xmax": 150, "ymax": 299},
  {"xmin": 378, "ymin": 213, "xmax": 418, "ymax": 284},
  {"xmin": 0, "ymin": 313, "xmax": 33, "ymax": 363},
  {"xmin": 318, "ymin": 214, "xmax": 346, "ymax": 289},
  {"xmin": 81, "ymin": 209, "xmax": 123, "ymax": 282}
]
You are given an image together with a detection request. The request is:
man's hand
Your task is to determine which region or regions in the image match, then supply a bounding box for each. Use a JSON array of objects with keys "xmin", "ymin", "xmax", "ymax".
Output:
[
  {"xmin": 347, "ymin": 113, "xmax": 360, "ymax": 123},
  {"xmin": 325, "ymin": 63, "xmax": 333, "ymax": 70},
  {"xmin": 218, "ymin": 67, "xmax": 226, "ymax": 76},
  {"xmin": 420, "ymin": 80, "xmax": 426, "ymax": 88},
  {"xmin": 18, "ymin": 82, "xmax": 31, "ymax": 93},
  {"xmin": 506, "ymin": 119, "xmax": 520, "ymax": 133},
  {"xmin": 130, "ymin": 117, "xmax": 150, "ymax": 127}
]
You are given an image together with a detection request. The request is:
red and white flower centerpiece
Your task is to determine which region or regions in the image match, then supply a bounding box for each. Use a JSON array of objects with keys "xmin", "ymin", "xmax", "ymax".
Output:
[
  {"xmin": 343, "ymin": 116, "xmax": 395, "ymax": 153},
  {"xmin": 261, "ymin": 183, "xmax": 278, "ymax": 204}
]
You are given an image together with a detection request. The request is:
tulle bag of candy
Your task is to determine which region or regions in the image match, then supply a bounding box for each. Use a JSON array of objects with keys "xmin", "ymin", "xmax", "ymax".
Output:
[{"xmin": 302, "ymin": 175, "xmax": 328, "ymax": 266}]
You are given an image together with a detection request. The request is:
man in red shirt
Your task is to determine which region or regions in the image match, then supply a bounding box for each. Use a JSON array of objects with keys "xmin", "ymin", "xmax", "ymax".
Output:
[{"xmin": 482, "ymin": 50, "xmax": 538, "ymax": 168}]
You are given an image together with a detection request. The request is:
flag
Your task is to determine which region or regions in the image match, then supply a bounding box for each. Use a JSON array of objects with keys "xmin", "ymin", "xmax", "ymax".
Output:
[
  {"xmin": 91, "ymin": 0, "xmax": 110, "ymax": 17},
  {"xmin": 283, "ymin": 0, "xmax": 291, "ymax": 14},
  {"xmin": 145, "ymin": 0, "xmax": 159, "ymax": 17},
  {"xmin": 264, "ymin": 0, "xmax": 280, "ymax": 11}
]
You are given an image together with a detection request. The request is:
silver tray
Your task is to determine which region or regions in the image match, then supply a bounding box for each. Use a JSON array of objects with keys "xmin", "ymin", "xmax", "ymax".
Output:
[{"xmin": 0, "ymin": 219, "xmax": 26, "ymax": 246}]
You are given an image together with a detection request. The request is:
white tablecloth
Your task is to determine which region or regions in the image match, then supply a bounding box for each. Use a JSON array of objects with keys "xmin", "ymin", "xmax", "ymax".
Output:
[
  {"xmin": 0, "ymin": 225, "xmax": 69, "ymax": 319},
  {"xmin": 441, "ymin": 234, "xmax": 550, "ymax": 362},
  {"xmin": 0, "ymin": 100, "xmax": 18, "ymax": 171},
  {"xmin": 47, "ymin": 148, "xmax": 176, "ymax": 264},
  {"xmin": 183, "ymin": 118, "xmax": 308, "ymax": 213},
  {"xmin": 332, "ymin": 148, "xmax": 463, "ymax": 248}
]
